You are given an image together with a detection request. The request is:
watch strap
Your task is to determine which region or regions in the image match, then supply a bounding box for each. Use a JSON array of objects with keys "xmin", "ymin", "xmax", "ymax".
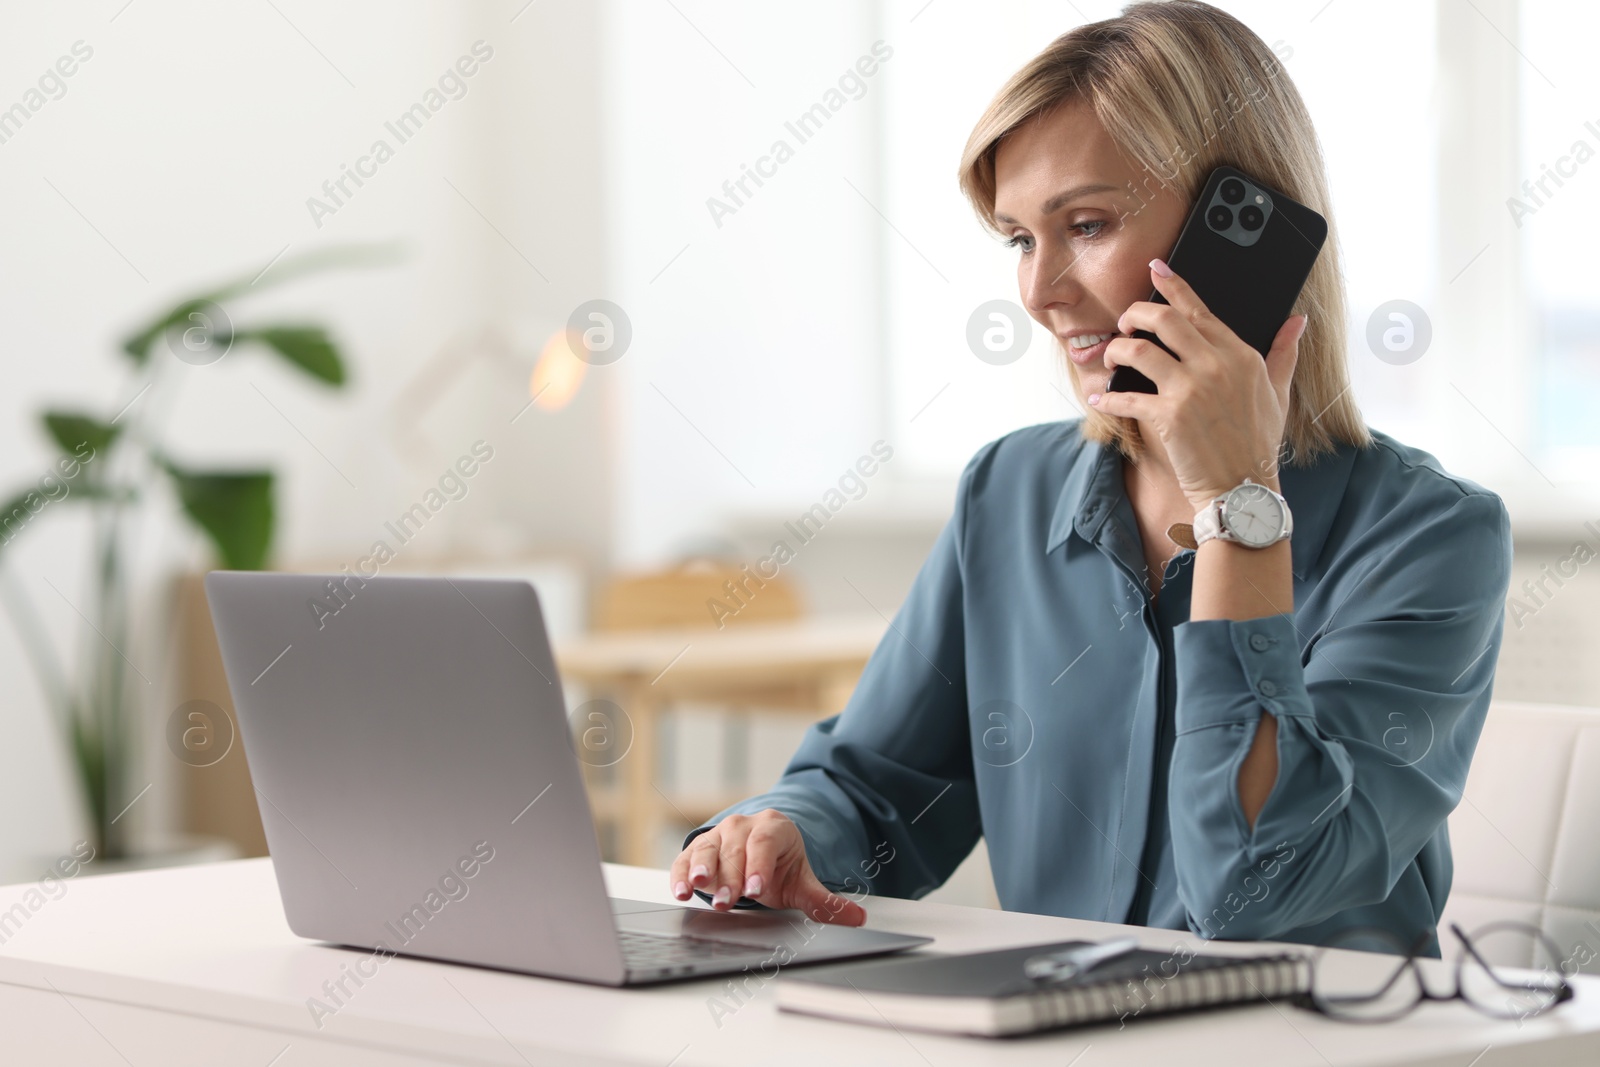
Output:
[{"xmin": 1191, "ymin": 499, "xmax": 1225, "ymax": 546}]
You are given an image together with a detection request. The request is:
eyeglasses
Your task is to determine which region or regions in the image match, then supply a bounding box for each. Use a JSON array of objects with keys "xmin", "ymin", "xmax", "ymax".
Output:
[{"xmin": 1296, "ymin": 921, "xmax": 1575, "ymax": 1023}]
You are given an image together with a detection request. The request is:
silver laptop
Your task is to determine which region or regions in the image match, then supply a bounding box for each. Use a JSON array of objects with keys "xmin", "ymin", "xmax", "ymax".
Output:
[{"xmin": 204, "ymin": 571, "xmax": 930, "ymax": 986}]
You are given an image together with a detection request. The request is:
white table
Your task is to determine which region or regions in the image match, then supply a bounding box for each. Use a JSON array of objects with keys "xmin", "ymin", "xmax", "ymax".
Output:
[{"xmin": 2, "ymin": 858, "xmax": 1597, "ymax": 1066}]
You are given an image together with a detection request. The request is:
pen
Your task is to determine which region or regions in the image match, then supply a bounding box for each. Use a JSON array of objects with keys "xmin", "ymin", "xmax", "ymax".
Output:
[{"xmin": 1023, "ymin": 936, "xmax": 1141, "ymax": 982}]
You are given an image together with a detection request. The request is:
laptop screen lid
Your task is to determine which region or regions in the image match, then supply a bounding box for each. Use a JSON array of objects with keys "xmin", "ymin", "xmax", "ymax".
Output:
[{"xmin": 204, "ymin": 571, "xmax": 627, "ymax": 985}]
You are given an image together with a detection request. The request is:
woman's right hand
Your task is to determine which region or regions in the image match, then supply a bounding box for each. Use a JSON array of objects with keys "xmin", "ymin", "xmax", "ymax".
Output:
[{"xmin": 668, "ymin": 808, "xmax": 867, "ymax": 926}]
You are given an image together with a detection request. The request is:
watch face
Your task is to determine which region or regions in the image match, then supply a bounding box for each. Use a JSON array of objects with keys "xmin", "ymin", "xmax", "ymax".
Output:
[{"xmin": 1220, "ymin": 483, "xmax": 1286, "ymax": 547}]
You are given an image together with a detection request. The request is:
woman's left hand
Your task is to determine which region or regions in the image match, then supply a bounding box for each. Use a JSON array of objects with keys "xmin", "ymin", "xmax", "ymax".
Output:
[{"xmin": 1088, "ymin": 259, "xmax": 1308, "ymax": 511}]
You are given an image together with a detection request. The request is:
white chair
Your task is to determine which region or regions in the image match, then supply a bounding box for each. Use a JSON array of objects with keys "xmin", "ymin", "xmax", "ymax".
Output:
[{"xmin": 1441, "ymin": 701, "xmax": 1600, "ymax": 973}]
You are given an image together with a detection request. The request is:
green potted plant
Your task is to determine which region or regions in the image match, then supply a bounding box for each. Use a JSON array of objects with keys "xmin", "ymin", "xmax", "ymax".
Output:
[{"xmin": 0, "ymin": 246, "xmax": 390, "ymax": 863}]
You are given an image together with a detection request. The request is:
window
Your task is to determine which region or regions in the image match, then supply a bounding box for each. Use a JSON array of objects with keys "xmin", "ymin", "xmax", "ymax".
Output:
[
  {"xmin": 1521, "ymin": 0, "xmax": 1600, "ymax": 474},
  {"xmin": 880, "ymin": 2, "xmax": 1079, "ymax": 479}
]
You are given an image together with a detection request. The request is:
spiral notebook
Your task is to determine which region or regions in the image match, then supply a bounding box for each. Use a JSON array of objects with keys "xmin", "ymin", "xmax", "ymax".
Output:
[{"xmin": 775, "ymin": 939, "xmax": 1310, "ymax": 1037}]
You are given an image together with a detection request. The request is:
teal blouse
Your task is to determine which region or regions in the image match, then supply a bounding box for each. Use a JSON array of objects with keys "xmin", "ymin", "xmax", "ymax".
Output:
[{"xmin": 690, "ymin": 420, "xmax": 1513, "ymax": 954}]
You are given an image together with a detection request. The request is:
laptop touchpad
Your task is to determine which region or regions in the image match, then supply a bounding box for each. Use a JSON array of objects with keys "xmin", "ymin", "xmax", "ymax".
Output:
[
  {"xmin": 609, "ymin": 897, "xmax": 683, "ymax": 916},
  {"xmin": 616, "ymin": 904, "xmax": 809, "ymax": 948}
]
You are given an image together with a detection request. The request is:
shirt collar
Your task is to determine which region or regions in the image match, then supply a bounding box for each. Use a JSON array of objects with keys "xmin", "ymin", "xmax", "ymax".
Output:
[
  {"xmin": 1046, "ymin": 430, "xmax": 1359, "ymax": 580},
  {"xmin": 1046, "ymin": 434, "xmax": 1120, "ymax": 553}
]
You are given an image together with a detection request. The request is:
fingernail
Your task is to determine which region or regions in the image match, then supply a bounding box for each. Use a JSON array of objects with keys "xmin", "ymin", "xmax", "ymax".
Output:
[
  {"xmin": 1088, "ymin": 393, "xmax": 1101, "ymax": 406},
  {"xmin": 1296, "ymin": 314, "xmax": 1310, "ymax": 339},
  {"xmin": 673, "ymin": 880, "xmax": 690, "ymax": 900},
  {"xmin": 1149, "ymin": 257, "xmax": 1173, "ymax": 278},
  {"xmin": 713, "ymin": 886, "xmax": 732, "ymax": 906},
  {"xmin": 690, "ymin": 864, "xmax": 708, "ymax": 884},
  {"xmin": 744, "ymin": 874, "xmax": 763, "ymax": 897}
]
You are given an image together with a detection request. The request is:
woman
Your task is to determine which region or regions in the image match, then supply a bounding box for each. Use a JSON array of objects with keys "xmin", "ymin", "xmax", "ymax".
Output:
[{"xmin": 669, "ymin": 0, "xmax": 1511, "ymax": 954}]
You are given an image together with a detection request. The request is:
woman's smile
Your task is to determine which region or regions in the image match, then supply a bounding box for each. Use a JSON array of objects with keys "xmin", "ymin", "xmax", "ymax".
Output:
[{"xmin": 1062, "ymin": 332, "xmax": 1117, "ymax": 366}]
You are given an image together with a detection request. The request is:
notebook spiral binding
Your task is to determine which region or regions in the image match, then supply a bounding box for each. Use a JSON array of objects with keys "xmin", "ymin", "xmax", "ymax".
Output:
[{"xmin": 1021, "ymin": 954, "xmax": 1312, "ymax": 1030}]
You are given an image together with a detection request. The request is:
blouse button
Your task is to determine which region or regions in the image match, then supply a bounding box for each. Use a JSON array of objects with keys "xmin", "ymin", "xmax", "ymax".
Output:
[
  {"xmin": 1249, "ymin": 633, "xmax": 1271, "ymax": 652},
  {"xmin": 1258, "ymin": 679, "xmax": 1278, "ymax": 697}
]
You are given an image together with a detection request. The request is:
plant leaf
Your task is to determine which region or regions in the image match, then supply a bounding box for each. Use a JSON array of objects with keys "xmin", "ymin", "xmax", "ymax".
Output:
[
  {"xmin": 0, "ymin": 490, "xmax": 44, "ymax": 551},
  {"xmin": 118, "ymin": 243, "xmax": 401, "ymax": 366},
  {"xmin": 209, "ymin": 243, "xmax": 403, "ymax": 302},
  {"xmin": 42, "ymin": 411, "xmax": 120, "ymax": 459},
  {"xmin": 120, "ymin": 300, "xmax": 207, "ymax": 364},
  {"xmin": 160, "ymin": 461, "xmax": 275, "ymax": 570},
  {"xmin": 0, "ymin": 479, "xmax": 137, "ymax": 556},
  {"xmin": 235, "ymin": 326, "xmax": 346, "ymax": 386},
  {"xmin": 70, "ymin": 713, "xmax": 108, "ymax": 836}
]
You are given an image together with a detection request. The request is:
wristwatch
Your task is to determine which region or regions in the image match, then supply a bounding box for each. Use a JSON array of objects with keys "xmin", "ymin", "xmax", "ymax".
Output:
[{"xmin": 1191, "ymin": 478, "xmax": 1293, "ymax": 549}]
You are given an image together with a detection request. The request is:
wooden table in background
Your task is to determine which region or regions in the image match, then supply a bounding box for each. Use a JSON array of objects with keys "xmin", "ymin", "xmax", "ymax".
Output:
[{"xmin": 555, "ymin": 614, "xmax": 887, "ymax": 866}]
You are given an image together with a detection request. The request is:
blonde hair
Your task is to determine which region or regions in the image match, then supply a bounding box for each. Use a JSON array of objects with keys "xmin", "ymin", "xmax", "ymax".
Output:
[{"xmin": 958, "ymin": 0, "xmax": 1369, "ymax": 463}]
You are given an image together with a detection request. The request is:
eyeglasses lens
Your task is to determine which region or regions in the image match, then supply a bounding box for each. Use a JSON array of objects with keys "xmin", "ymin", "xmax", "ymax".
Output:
[
  {"xmin": 1310, "ymin": 928, "xmax": 1422, "ymax": 1021},
  {"xmin": 1457, "ymin": 923, "xmax": 1567, "ymax": 1020}
]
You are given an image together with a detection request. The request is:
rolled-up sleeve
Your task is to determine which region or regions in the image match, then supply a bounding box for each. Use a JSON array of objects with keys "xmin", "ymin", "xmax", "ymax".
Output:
[
  {"xmin": 683, "ymin": 454, "xmax": 986, "ymax": 902},
  {"xmin": 1167, "ymin": 489, "xmax": 1513, "ymax": 941}
]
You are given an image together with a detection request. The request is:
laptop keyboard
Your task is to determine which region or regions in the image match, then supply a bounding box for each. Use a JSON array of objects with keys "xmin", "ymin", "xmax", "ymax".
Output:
[{"xmin": 617, "ymin": 929, "xmax": 765, "ymax": 968}]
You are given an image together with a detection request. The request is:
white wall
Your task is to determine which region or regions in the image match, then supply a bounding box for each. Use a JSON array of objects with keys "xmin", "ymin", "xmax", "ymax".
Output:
[{"xmin": 0, "ymin": 0, "xmax": 615, "ymax": 875}]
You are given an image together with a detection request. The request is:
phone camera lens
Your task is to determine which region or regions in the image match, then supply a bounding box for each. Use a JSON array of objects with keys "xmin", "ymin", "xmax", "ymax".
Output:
[
  {"xmin": 1219, "ymin": 178, "xmax": 1246, "ymax": 204},
  {"xmin": 1207, "ymin": 205, "xmax": 1234, "ymax": 231},
  {"xmin": 1238, "ymin": 205, "xmax": 1265, "ymax": 231}
]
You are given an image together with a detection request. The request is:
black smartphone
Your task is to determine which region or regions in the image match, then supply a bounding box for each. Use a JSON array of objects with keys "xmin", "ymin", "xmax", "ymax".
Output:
[{"xmin": 1106, "ymin": 164, "xmax": 1327, "ymax": 394}]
